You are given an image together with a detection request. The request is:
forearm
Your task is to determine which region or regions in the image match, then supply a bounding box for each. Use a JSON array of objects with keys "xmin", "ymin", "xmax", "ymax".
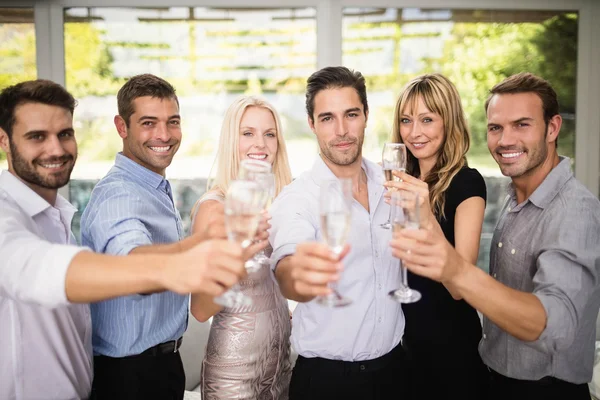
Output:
[
  {"xmin": 425, "ymin": 218, "xmax": 462, "ymax": 300},
  {"xmin": 275, "ymin": 257, "xmax": 315, "ymax": 303},
  {"xmin": 190, "ymin": 293, "xmax": 223, "ymax": 322},
  {"xmin": 65, "ymin": 251, "xmax": 168, "ymax": 303},
  {"xmin": 452, "ymin": 259, "xmax": 547, "ymax": 341},
  {"xmin": 129, "ymin": 240, "xmax": 184, "ymax": 255}
]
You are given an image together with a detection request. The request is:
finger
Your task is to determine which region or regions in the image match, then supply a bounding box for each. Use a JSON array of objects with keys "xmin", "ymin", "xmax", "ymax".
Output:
[
  {"xmin": 402, "ymin": 262, "xmax": 439, "ymax": 281},
  {"xmin": 294, "ymin": 268, "xmax": 339, "ymax": 286},
  {"xmin": 296, "ymin": 242, "xmax": 339, "ymax": 261},
  {"xmin": 393, "ymin": 170, "xmax": 422, "ymax": 185},
  {"xmin": 336, "ymin": 243, "xmax": 351, "ymax": 260},
  {"xmin": 244, "ymin": 240, "xmax": 269, "ymax": 260},
  {"xmin": 192, "ymin": 281, "xmax": 225, "ymax": 297},
  {"xmin": 209, "ymin": 268, "xmax": 242, "ymax": 290},
  {"xmin": 394, "ymin": 228, "xmax": 433, "ymax": 244},
  {"xmin": 292, "ymin": 255, "xmax": 341, "ymax": 273},
  {"xmin": 294, "ymin": 281, "xmax": 332, "ymax": 297}
]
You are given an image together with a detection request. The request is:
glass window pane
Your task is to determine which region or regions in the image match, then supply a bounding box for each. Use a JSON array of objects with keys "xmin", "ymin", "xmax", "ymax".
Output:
[
  {"xmin": 343, "ymin": 8, "xmax": 578, "ymax": 271},
  {"xmin": 64, "ymin": 7, "xmax": 317, "ymax": 241},
  {"xmin": 0, "ymin": 7, "xmax": 36, "ymax": 165}
]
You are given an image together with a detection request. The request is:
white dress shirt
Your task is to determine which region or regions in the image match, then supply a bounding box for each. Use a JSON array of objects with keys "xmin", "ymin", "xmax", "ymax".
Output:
[
  {"xmin": 269, "ymin": 156, "xmax": 405, "ymax": 362},
  {"xmin": 0, "ymin": 170, "xmax": 92, "ymax": 400}
]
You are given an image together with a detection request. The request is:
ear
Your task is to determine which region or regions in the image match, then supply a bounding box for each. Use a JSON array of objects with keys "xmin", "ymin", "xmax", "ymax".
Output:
[
  {"xmin": 546, "ymin": 114, "xmax": 562, "ymax": 145},
  {"xmin": 307, "ymin": 115, "xmax": 316, "ymax": 135},
  {"xmin": 114, "ymin": 115, "xmax": 128, "ymax": 139},
  {"xmin": 0, "ymin": 128, "xmax": 10, "ymax": 155}
]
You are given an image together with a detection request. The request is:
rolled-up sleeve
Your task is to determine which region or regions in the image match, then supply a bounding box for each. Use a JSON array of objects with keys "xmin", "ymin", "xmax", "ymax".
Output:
[
  {"xmin": 532, "ymin": 199, "xmax": 600, "ymax": 353},
  {"xmin": 269, "ymin": 184, "xmax": 319, "ymax": 272},
  {"xmin": 0, "ymin": 211, "xmax": 86, "ymax": 308},
  {"xmin": 81, "ymin": 187, "xmax": 152, "ymax": 256}
]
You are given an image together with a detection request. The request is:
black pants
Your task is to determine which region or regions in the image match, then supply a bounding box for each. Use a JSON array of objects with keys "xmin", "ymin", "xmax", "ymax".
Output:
[
  {"xmin": 289, "ymin": 343, "xmax": 408, "ymax": 400},
  {"xmin": 488, "ymin": 367, "xmax": 590, "ymax": 400},
  {"xmin": 91, "ymin": 350, "xmax": 185, "ymax": 400}
]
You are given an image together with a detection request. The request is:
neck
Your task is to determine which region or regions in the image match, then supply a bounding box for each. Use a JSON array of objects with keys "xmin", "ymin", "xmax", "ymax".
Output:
[
  {"xmin": 512, "ymin": 151, "xmax": 560, "ymax": 204},
  {"xmin": 320, "ymin": 153, "xmax": 365, "ymax": 190},
  {"xmin": 418, "ymin": 157, "xmax": 436, "ymax": 179},
  {"xmin": 8, "ymin": 169, "xmax": 58, "ymax": 206}
]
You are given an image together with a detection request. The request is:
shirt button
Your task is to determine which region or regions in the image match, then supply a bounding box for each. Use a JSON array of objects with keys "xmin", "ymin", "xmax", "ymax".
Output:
[
  {"xmin": 378, "ymin": 284, "xmax": 382, "ymax": 290},
  {"xmin": 493, "ymin": 273, "xmax": 497, "ymax": 278},
  {"xmin": 483, "ymin": 333, "xmax": 487, "ymax": 339},
  {"xmin": 511, "ymin": 249, "xmax": 516, "ymax": 255},
  {"xmin": 498, "ymin": 242, "xmax": 503, "ymax": 248},
  {"xmin": 378, "ymin": 317, "xmax": 382, "ymax": 323},
  {"xmin": 508, "ymin": 207, "xmax": 512, "ymax": 211}
]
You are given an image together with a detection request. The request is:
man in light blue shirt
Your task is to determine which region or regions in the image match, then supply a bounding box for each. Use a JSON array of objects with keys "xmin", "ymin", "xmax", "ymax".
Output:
[
  {"xmin": 269, "ymin": 66, "xmax": 407, "ymax": 400},
  {"xmin": 81, "ymin": 74, "xmax": 197, "ymax": 400}
]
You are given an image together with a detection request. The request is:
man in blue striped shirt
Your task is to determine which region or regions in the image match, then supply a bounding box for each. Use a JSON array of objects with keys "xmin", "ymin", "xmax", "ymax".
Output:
[{"xmin": 81, "ymin": 74, "xmax": 199, "ymax": 400}]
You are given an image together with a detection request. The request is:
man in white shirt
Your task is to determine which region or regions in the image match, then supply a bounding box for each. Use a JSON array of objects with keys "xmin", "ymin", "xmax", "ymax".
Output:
[
  {"xmin": 269, "ymin": 66, "xmax": 407, "ymax": 400},
  {"xmin": 0, "ymin": 79, "xmax": 246, "ymax": 400}
]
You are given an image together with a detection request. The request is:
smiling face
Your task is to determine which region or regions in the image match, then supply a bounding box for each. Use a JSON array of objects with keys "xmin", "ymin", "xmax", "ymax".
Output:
[
  {"xmin": 486, "ymin": 92, "xmax": 553, "ymax": 179},
  {"xmin": 399, "ymin": 95, "xmax": 445, "ymax": 165},
  {"xmin": 0, "ymin": 102, "xmax": 77, "ymax": 199},
  {"xmin": 308, "ymin": 86, "xmax": 367, "ymax": 167},
  {"xmin": 237, "ymin": 106, "xmax": 278, "ymax": 165},
  {"xmin": 115, "ymin": 96, "xmax": 181, "ymax": 176}
]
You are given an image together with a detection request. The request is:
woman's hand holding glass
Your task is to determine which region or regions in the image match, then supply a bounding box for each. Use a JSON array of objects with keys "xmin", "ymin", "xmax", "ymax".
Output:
[{"xmin": 384, "ymin": 170, "xmax": 433, "ymax": 230}]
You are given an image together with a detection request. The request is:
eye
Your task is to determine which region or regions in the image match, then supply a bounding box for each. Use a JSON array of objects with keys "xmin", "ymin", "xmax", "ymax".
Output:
[
  {"xmin": 29, "ymin": 134, "xmax": 43, "ymax": 141},
  {"xmin": 243, "ymin": 131, "xmax": 253, "ymax": 137},
  {"xmin": 488, "ymin": 126, "xmax": 500, "ymax": 132},
  {"xmin": 142, "ymin": 121, "xmax": 154, "ymax": 127},
  {"xmin": 321, "ymin": 116, "xmax": 332, "ymax": 122},
  {"xmin": 265, "ymin": 132, "xmax": 276, "ymax": 138},
  {"xmin": 58, "ymin": 131, "xmax": 74, "ymax": 139},
  {"xmin": 517, "ymin": 123, "xmax": 529, "ymax": 128},
  {"xmin": 169, "ymin": 120, "xmax": 180, "ymax": 126},
  {"xmin": 400, "ymin": 118, "xmax": 411, "ymax": 124},
  {"xmin": 347, "ymin": 112, "xmax": 358, "ymax": 118},
  {"xmin": 422, "ymin": 117, "xmax": 433, "ymax": 123}
]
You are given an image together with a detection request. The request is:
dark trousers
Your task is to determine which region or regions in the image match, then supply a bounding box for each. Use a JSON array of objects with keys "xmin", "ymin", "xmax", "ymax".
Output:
[
  {"xmin": 91, "ymin": 350, "xmax": 185, "ymax": 400},
  {"xmin": 488, "ymin": 367, "xmax": 590, "ymax": 400},
  {"xmin": 289, "ymin": 343, "xmax": 408, "ymax": 400}
]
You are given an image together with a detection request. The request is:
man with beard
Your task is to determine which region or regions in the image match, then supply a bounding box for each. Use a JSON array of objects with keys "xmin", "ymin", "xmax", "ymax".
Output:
[
  {"xmin": 80, "ymin": 74, "xmax": 204, "ymax": 399},
  {"xmin": 391, "ymin": 73, "xmax": 600, "ymax": 400},
  {"xmin": 268, "ymin": 66, "xmax": 407, "ymax": 399},
  {"xmin": 0, "ymin": 80, "xmax": 247, "ymax": 400}
]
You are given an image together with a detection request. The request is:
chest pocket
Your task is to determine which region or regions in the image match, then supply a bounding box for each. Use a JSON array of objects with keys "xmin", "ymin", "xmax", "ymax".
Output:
[{"xmin": 495, "ymin": 237, "xmax": 536, "ymax": 292}]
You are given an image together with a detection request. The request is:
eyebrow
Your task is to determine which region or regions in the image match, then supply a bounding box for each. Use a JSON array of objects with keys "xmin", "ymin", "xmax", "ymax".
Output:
[
  {"xmin": 138, "ymin": 115, "xmax": 180, "ymax": 122},
  {"xmin": 402, "ymin": 112, "xmax": 433, "ymax": 117},
  {"xmin": 317, "ymin": 107, "xmax": 362, "ymax": 119},
  {"xmin": 487, "ymin": 117, "xmax": 534, "ymax": 127},
  {"xmin": 24, "ymin": 130, "xmax": 48, "ymax": 137}
]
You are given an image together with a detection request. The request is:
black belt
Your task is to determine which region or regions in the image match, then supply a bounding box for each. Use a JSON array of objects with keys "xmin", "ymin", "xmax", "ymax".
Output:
[
  {"xmin": 295, "ymin": 342, "xmax": 404, "ymax": 376},
  {"xmin": 127, "ymin": 337, "xmax": 183, "ymax": 358}
]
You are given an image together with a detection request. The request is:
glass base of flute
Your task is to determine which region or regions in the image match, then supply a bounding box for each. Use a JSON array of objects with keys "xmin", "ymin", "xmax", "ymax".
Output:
[
  {"xmin": 214, "ymin": 240, "xmax": 254, "ymax": 308},
  {"xmin": 315, "ymin": 246, "xmax": 352, "ymax": 308},
  {"xmin": 388, "ymin": 259, "xmax": 421, "ymax": 303}
]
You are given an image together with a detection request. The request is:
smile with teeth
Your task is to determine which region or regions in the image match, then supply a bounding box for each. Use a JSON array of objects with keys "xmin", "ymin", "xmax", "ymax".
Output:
[
  {"xmin": 39, "ymin": 162, "xmax": 66, "ymax": 169},
  {"xmin": 247, "ymin": 154, "xmax": 267, "ymax": 160},
  {"xmin": 500, "ymin": 151, "xmax": 524, "ymax": 159},
  {"xmin": 411, "ymin": 142, "xmax": 428, "ymax": 149},
  {"xmin": 149, "ymin": 146, "xmax": 171, "ymax": 153}
]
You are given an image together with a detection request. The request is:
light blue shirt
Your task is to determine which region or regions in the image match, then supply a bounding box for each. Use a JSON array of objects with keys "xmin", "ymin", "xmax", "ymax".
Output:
[
  {"xmin": 81, "ymin": 153, "xmax": 188, "ymax": 357},
  {"xmin": 269, "ymin": 156, "xmax": 405, "ymax": 362}
]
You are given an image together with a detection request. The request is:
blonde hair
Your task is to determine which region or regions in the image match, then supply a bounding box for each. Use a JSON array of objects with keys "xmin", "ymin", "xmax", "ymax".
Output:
[
  {"xmin": 391, "ymin": 73, "xmax": 470, "ymax": 220},
  {"xmin": 191, "ymin": 96, "xmax": 292, "ymax": 218}
]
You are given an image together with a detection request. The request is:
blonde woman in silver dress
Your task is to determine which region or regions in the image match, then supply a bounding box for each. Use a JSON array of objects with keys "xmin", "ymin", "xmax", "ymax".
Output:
[{"xmin": 190, "ymin": 96, "xmax": 293, "ymax": 400}]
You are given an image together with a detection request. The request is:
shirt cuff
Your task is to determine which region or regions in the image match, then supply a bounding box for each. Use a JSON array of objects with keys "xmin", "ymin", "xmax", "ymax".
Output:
[
  {"xmin": 533, "ymin": 292, "xmax": 573, "ymax": 352},
  {"xmin": 270, "ymin": 243, "xmax": 298, "ymax": 272},
  {"xmin": 39, "ymin": 244, "xmax": 88, "ymax": 307}
]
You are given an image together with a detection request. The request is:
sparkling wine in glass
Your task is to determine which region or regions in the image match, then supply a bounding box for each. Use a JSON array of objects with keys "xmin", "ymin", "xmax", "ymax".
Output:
[
  {"xmin": 316, "ymin": 178, "xmax": 353, "ymax": 308},
  {"xmin": 252, "ymin": 173, "xmax": 276, "ymax": 267},
  {"xmin": 389, "ymin": 190, "xmax": 422, "ymax": 304},
  {"xmin": 214, "ymin": 180, "xmax": 264, "ymax": 308},
  {"xmin": 380, "ymin": 143, "xmax": 407, "ymax": 229}
]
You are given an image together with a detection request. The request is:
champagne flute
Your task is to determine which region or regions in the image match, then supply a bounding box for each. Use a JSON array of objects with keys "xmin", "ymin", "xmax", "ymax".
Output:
[
  {"xmin": 316, "ymin": 178, "xmax": 353, "ymax": 308},
  {"xmin": 214, "ymin": 180, "xmax": 264, "ymax": 308},
  {"xmin": 252, "ymin": 173, "xmax": 276, "ymax": 266},
  {"xmin": 389, "ymin": 190, "xmax": 422, "ymax": 303},
  {"xmin": 380, "ymin": 143, "xmax": 407, "ymax": 229}
]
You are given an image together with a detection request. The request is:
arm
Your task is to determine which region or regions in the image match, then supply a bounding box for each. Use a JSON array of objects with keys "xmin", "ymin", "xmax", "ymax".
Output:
[
  {"xmin": 390, "ymin": 228, "xmax": 547, "ymax": 341},
  {"xmin": 444, "ymin": 197, "xmax": 486, "ymax": 300}
]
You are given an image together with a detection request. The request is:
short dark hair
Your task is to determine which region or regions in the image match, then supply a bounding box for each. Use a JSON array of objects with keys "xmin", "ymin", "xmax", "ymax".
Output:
[
  {"xmin": 117, "ymin": 74, "xmax": 179, "ymax": 126},
  {"xmin": 485, "ymin": 72, "xmax": 559, "ymax": 125},
  {"xmin": 0, "ymin": 79, "xmax": 76, "ymax": 139},
  {"xmin": 305, "ymin": 66, "xmax": 368, "ymax": 122}
]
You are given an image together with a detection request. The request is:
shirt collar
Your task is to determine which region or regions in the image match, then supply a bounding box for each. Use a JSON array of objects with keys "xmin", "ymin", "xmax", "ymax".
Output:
[
  {"xmin": 509, "ymin": 156, "xmax": 573, "ymax": 209},
  {"xmin": 113, "ymin": 152, "xmax": 166, "ymax": 190},
  {"xmin": 0, "ymin": 169, "xmax": 76, "ymax": 217},
  {"xmin": 309, "ymin": 155, "xmax": 383, "ymax": 187}
]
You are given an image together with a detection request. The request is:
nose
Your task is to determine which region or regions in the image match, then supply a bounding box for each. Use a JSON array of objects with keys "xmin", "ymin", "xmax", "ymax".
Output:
[
  {"xmin": 497, "ymin": 127, "xmax": 518, "ymax": 148},
  {"xmin": 408, "ymin": 121, "xmax": 422, "ymax": 139},
  {"xmin": 335, "ymin": 118, "xmax": 348, "ymax": 137},
  {"xmin": 155, "ymin": 122, "xmax": 171, "ymax": 142},
  {"xmin": 254, "ymin": 134, "xmax": 266, "ymax": 149},
  {"xmin": 45, "ymin": 135, "xmax": 67, "ymax": 158}
]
